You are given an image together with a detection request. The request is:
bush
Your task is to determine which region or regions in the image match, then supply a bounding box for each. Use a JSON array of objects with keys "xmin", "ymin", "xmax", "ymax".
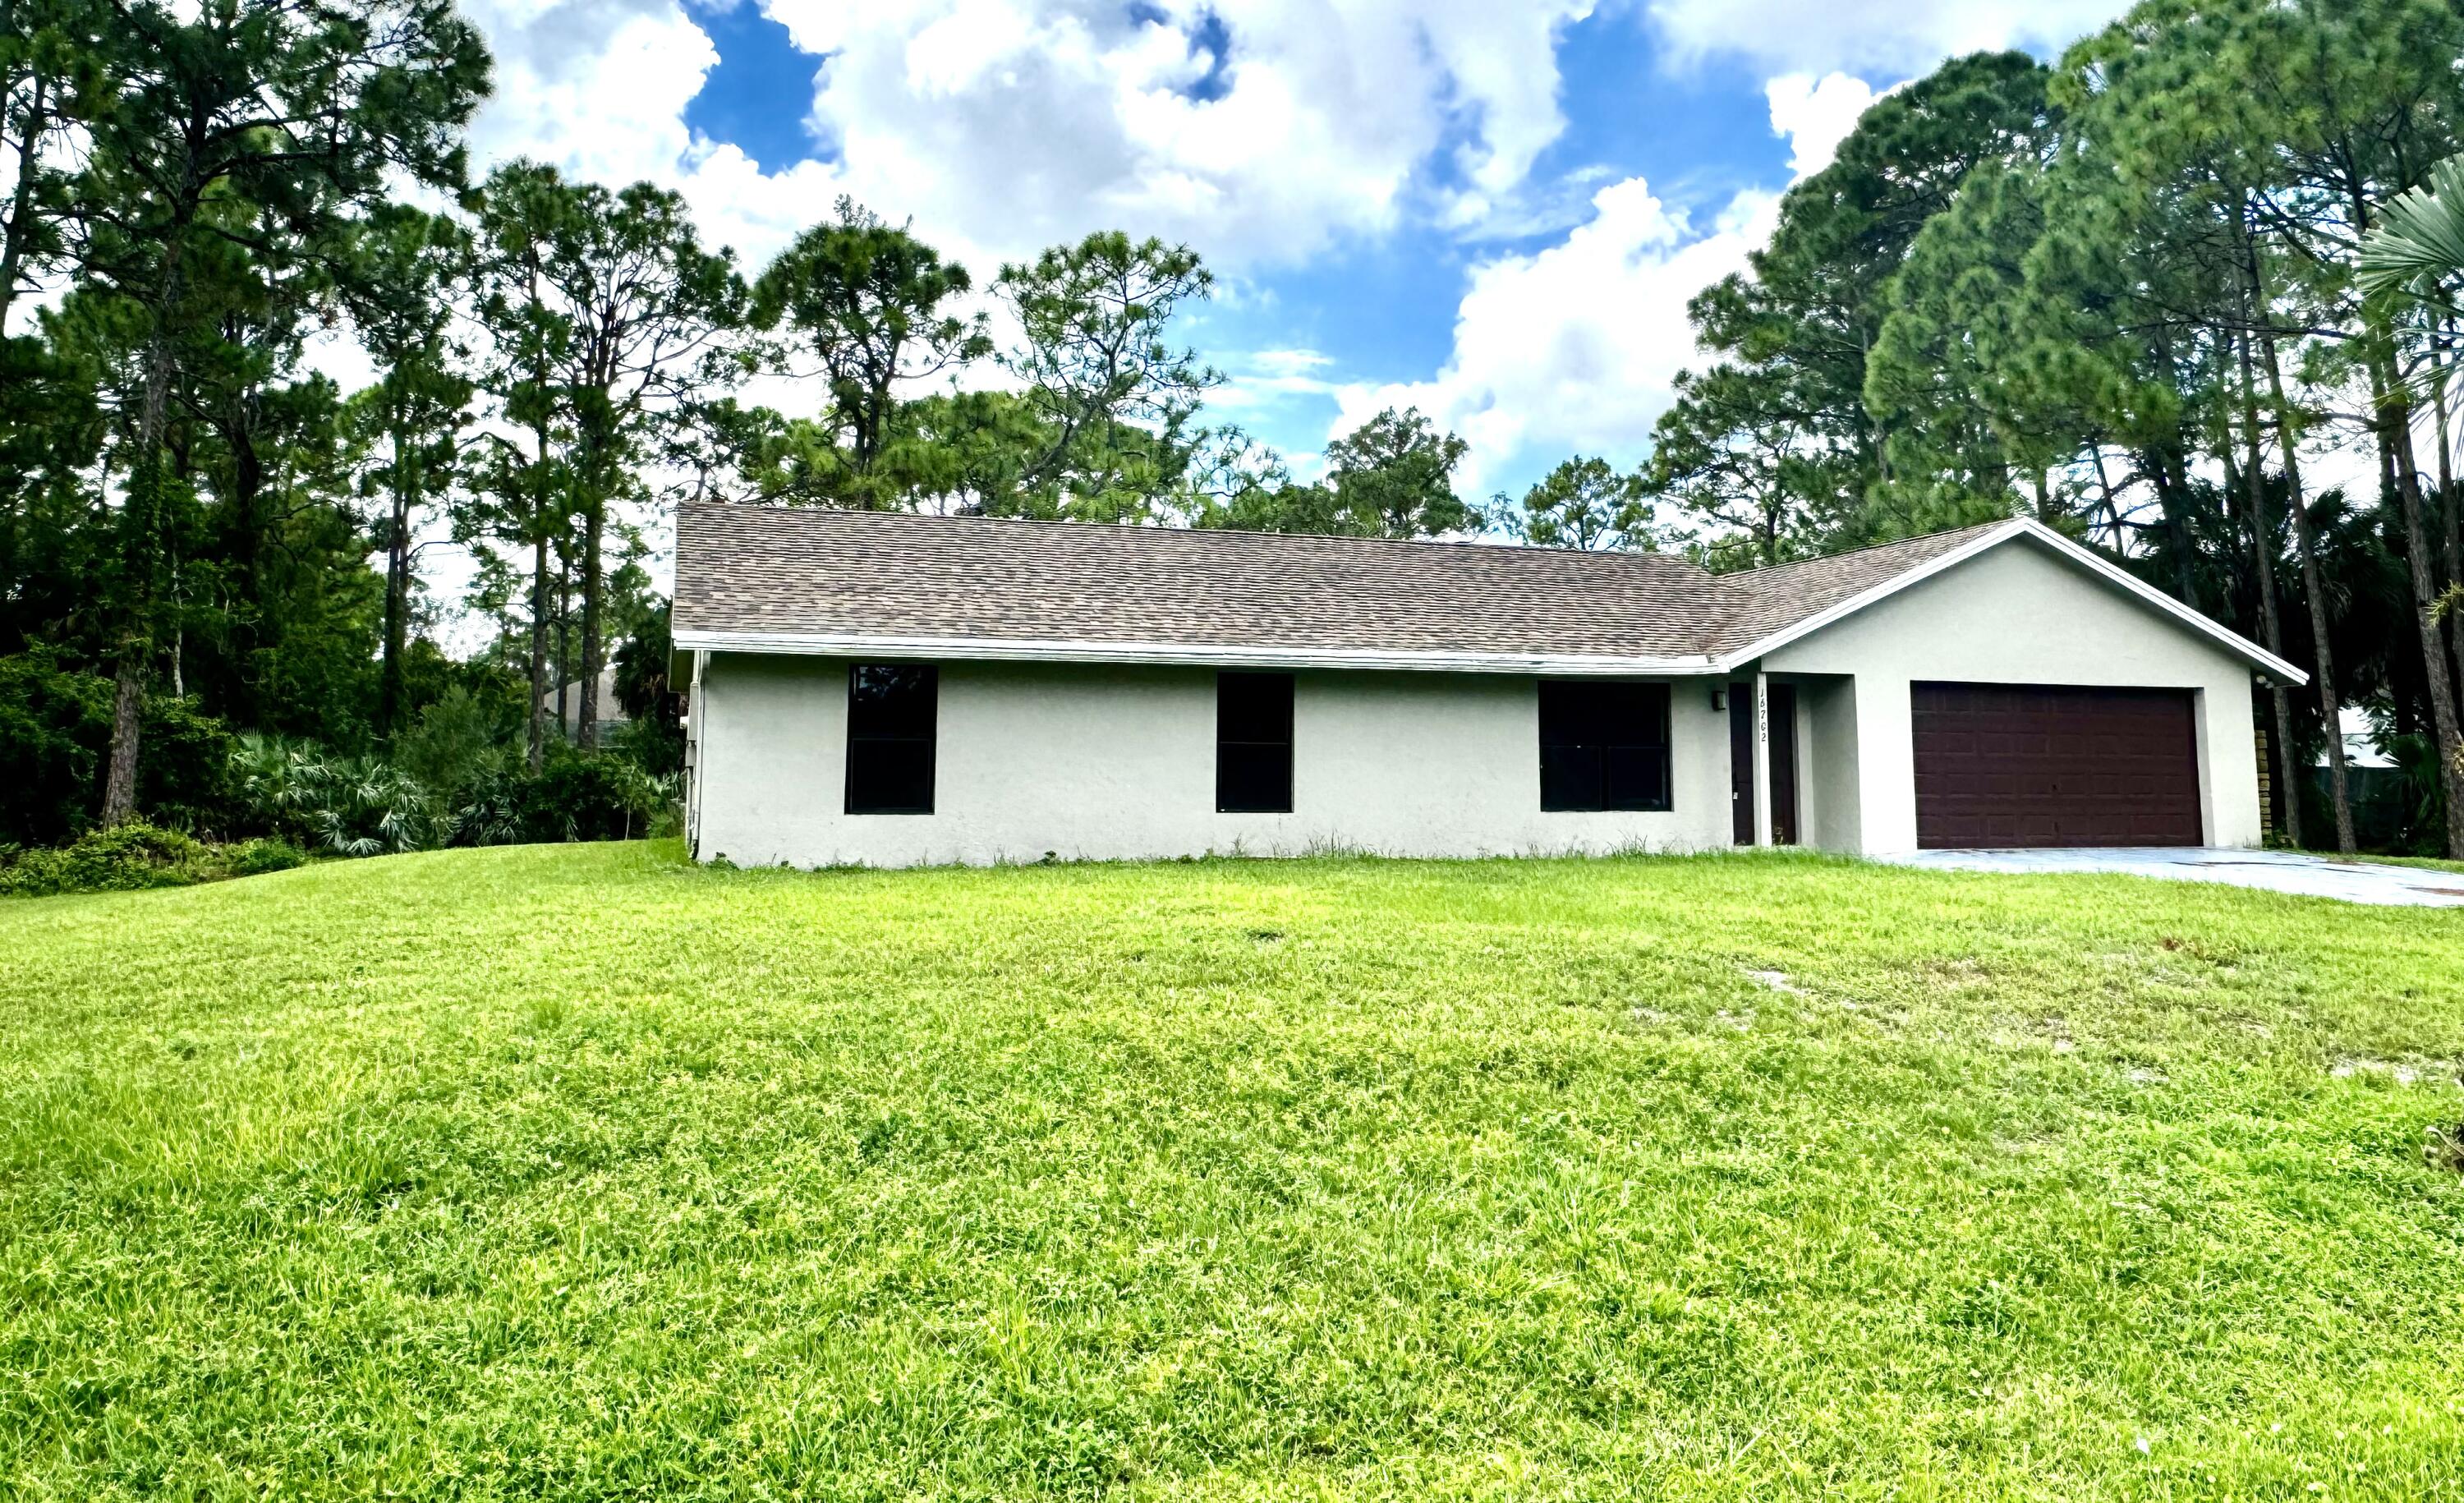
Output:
[
  {"xmin": 224, "ymin": 837, "xmax": 308, "ymax": 877},
  {"xmin": 139, "ymin": 696, "xmax": 241, "ymax": 835},
  {"xmin": 232, "ymin": 733, "xmax": 668, "ymax": 856},
  {"xmin": 394, "ymin": 685, "xmax": 516, "ymax": 802},
  {"xmin": 531, "ymin": 748, "xmax": 662, "ymax": 842},
  {"xmin": 0, "ymin": 825, "xmax": 315, "ymax": 899},
  {"xmin": 0, "ymin": 822, "xmax": 212, "ymax": 897},
  {"xmin": 300, "ymin": 756, "xmax": 439, "ymax": 857},
  {"xmin": 234, "ymin": 736, "xmax": 439, "ymax": 855},
  {"xmin": 613, "ymin": 606, "xmax": 683, "ymax": 777},
  {"xmin": 451, "ymin": 744, "xmax": 664, "ymax": 846}
]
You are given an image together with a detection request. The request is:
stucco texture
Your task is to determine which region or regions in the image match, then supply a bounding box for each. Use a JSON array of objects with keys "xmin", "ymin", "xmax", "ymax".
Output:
[
  {"xmin": 692, "ymin": 659, "xmax": 1733, "ymax": 868},
  {"xmin": 687, "ymin": 532, "xmax": 2271, "ymax": 868},
  {"xmin": 1765, "ymin": 534, "xmax": 2265, "ymax": 854}
]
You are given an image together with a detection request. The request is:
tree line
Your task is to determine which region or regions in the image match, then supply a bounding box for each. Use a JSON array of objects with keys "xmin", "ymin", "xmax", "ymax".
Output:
[
  {"xmin": 0, "ymin": 0, "xmax": 1662, "ymax": 855},
  {"xmin": 4, "ymin": 0, "xmax": 2462, "ymax": 858},
  {"xmin": 1645, "ymin": 0, "xmax": 2464, "ymax": 857}
]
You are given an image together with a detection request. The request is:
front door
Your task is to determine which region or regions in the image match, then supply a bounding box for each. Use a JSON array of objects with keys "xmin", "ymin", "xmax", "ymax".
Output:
[
  {"xmin": 1768, "ymin": 683, "xmax": 1799, "ymax": 846},
  {"xmin": 1730, "ymin": 683, "xmax": 1754, "ymax": 844},
  {"xmin": 1729, "ymin": 681, "xmax": 1800, "ymax": 846}
]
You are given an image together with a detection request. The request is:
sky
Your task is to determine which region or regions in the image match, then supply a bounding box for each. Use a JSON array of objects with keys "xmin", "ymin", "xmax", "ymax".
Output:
[{"xmin": 433, "ymin": 0, "xmax": 2139, "ymax": 508}]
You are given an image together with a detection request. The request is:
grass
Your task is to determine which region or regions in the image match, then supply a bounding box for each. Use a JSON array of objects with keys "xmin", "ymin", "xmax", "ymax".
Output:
[
  {"xmin": 2357, "ymin": 853, "xmax": 2464, "ymax": 876},
  {"xmin": 2, "ymin": 842, "xmax": 2462, "ymax": 1501}
]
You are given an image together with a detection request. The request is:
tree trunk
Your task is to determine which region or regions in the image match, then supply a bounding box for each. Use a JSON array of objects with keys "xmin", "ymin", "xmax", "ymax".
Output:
[
  {"xmin": 578, "ymin": 495, "xmax": 604, "ymax": 748},
  {"xmin": 526, "ymin": 529, "xmax": 549, "ymax": 772},
  {"xmin": 2235, "ymin": 329, "xmax": 2300, "ymax": 848},
  {"xmin": 2436, "ymin": 324, "xmax": 2464, "ymax": 711},
  {"xmin": 101, "ymin": 242, "xmax": 186, "ymax": 826},
  {"xmin": 554, "ymin": 549, "xmax": 572, "ymax": 743},
  {"xmin": 2144, "ymin": 445, "xmax": 2200, "ymax": 609},
  {"xmin": 379, "ymin": 508, "xmax": 410, "ymax": 734},
  {"xmin": 523, "ymin": 384, "xmax": 554, "ymax": 769},
  {"xmin": 2450, "ymin": 463, "xmax": 2464, "ymax": 710},
  {"xmin": 377, "ymin": 410, "xmax": 415, "ymax": 736},
  {"xmin": 2255, "ymin": 320, "xmax": 2355, "ymax": 852},
  {"xmin": 0, "ymin": 71, "xmax": 44, "ymax": 324},
  {"xmin": 227, "ymin": 415, "xmax": 264, "ymax": 624},
  {"xmin": 100, "ymin": 650, "xmax": 145, "ymax": 825},
  {"xmin": 2384, "ymin": 377, "xmax": 2464, "ymax": 858}
]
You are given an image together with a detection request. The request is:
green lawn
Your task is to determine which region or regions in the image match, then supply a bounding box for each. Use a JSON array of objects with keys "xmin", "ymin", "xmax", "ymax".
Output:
[
  {"xmin": 4, "ymin": 843, "xmax": 2462, "ymax": 1501},
  {"xmin": 2361, "ymin": 853, "xmax": 2464, "ymax": 876}
]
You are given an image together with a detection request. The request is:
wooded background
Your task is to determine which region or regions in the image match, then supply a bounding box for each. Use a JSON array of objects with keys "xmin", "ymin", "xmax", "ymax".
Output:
[{"xmin": 4, "ymin": 0, "xmax": 2463, "ymax": 860}]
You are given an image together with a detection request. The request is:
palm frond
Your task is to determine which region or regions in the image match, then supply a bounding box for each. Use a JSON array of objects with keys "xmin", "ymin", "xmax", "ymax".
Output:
[{"xmin": 2359, "ymin": 155, "xmax": 2464, "ymax": 308}]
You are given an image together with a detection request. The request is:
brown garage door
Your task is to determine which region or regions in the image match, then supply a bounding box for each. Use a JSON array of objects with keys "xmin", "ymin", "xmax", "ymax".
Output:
[{"xmin": 1912, "ymin": 683, "xmax": 2202, "ymax": 848}]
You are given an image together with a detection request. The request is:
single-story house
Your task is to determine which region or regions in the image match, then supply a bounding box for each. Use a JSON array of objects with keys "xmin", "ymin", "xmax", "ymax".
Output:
[
  {"xmin": 539, "ymin": 664, "xmax": 628, "ymax": 741},
  {"xmin": 669, "ymin": 503, "xmax": 2305, "ymax": 869}
]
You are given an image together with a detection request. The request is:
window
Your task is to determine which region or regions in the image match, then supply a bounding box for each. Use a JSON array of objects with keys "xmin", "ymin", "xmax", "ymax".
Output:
[
  {"xmin": 1539, "ymin": 681, "xmax": 1672, "ymax": 812},
  {"xmin": 845, "ymin": 664, "xmax": 937, "ymax": 815},
  {"xmin": 1216, "ymin": 672, "xmax": 1294, "ymax": 813}
]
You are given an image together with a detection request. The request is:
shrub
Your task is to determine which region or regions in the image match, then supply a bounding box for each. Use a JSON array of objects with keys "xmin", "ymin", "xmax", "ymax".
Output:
[
  {"xmin": 301, "ymin": 757, "xmax": 439, "ymax": 857},
  {"xmin": 232, "ymin": 733, "xmax": 665, "ymax": 855},
  {"xmin": 531, "ymin": 749, "xmax": 661, "ymax": 842},
  {"xmin": 394, "ymin": 685, "xmax": 516, "ymax": 803},
  {"xmin": 224, "ymin": 837, "xmax": 308, "ymax": 877},
  {"xmin": 613, "ymin": 606, "xmax": 683, "ymax": 778},
  {"xmin": 450, "ymin": 745, "xmax": 663, "ymax": 846},
  {"xmin": 0, "ymin": 825, "xmax": 315, "ymax": 899},
  {"xmin": 139, "ymin": 696, "xmax": 241, "ymax": 835},
  {"xmin": 234, "ymin": 737, "xmax": 439, "ymax": 856},
  {"xmin": 0, "ymin": 822, "xmax": 212, "ymax": 897}
]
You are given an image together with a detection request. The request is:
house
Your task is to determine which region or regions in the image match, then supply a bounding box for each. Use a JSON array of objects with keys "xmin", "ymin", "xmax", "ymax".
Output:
[
  {"xmin": 670, "ymin": 503, "xmax": 2305, "ymax": 869},
  {"xmin": 539, "ymin": 664, "xmax": 629, "ymax": 742}
]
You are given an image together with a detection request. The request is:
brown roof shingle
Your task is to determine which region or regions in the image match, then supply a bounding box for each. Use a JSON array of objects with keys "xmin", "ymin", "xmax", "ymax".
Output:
[
  {"xmin": 671, "ymin": 503, "xmax": 2020, "ymax": 666},
  {"xmin": 1705, "ymin": 523, "xmax": 2012, "ymax": 655}
]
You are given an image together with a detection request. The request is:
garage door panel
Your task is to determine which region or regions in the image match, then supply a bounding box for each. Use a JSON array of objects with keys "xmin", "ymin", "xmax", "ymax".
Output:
[{"xmin": 1913, "ymin": 682, "xmax": 2201, "ymax": 849}]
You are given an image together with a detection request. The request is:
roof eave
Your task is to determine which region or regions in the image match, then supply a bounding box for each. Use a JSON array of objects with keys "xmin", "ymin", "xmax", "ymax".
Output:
[
  {"xmin": 1712, "ymin": 518, "xmax": 2311, "ymax": 686},
  {"xmin": 671, "ymin": 627, "xmax": 1722, "ymax": 677}
]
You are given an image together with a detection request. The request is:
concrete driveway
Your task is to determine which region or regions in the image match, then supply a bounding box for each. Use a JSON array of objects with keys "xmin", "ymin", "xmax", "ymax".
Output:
[{"xmin": 1882, "ymin": 847, "xmax": 2464, "ymax": 908}]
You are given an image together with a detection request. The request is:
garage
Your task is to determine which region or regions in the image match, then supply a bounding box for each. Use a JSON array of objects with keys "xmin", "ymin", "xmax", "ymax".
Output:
[{"xmin": 1911, "ymin": 682, "xmax": 2203, "ymax": 848}]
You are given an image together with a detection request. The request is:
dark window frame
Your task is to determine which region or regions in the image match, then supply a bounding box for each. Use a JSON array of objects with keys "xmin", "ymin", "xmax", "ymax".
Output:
[
  {"xmin": 1216, "ymin": 671, "xmax": 1295, "ymax": 814},
  {"xmin": 1538, "ymin": 680, "xmax": 1674, "ymax": 813},
  {"xmin": 844, "ymin": 664, "xmax": 938, "ymax": 816}
]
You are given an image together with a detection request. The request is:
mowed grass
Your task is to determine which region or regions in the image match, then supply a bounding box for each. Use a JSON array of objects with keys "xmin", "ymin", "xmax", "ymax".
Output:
[{"xmin": 3, "ymin": 844, "xmax": 2462, "ymax": 1501}]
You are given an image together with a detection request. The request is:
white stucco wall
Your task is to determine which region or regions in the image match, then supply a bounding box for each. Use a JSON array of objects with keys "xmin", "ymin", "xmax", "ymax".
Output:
[
  {"xmin": 693, "ymin": 657, "xmax": 1735, "ymax": 868},
  {"xmin": 1797, "ymin": 677, "xmax": 1860, "ymax": 853},
  {"xmin": 1763, "ymin": 535, "xmax": 2266, "ymax": 854}
]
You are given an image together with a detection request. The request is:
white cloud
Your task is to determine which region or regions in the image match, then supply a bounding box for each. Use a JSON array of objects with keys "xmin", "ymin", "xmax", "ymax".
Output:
[
  {"xmin": 462, "ymin": 0, "xmax": 711, "ymax": 186},
  {"xmin": 1332, "ymin": 177, "xmax": 1779, "ymax": 498},
  {"xmin": 1335, "ymin": 1, "xmax": 2107, "ymax": 502},
  {"xmin": 779, "ymin": 0, "xmax": 1606, "ymax": 269},
  {"xmin": 452, "ymin": 0, "xmax": 1605, "ymax": 274},
  {"xmin": 1210, "ymin": 347, "xmax": 1344, "ymax": 426},
  {"xmin": 1646, "ymin": 0, "xmax": 2127, "ymax": 75},
  {"xmin": 1764, "ymin": 72, "xmax": 1877, "ymax": 180}
]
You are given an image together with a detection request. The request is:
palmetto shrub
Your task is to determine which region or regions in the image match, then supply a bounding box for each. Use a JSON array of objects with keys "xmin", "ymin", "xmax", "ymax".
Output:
[
  {"xmin": 303, "ymin": 757, "xmax": 442, "ymax": 857},
  {"xmin": 235, "ymin": 734, "xmax": 663, "ymax": 856},
  {"xmin": 234, "ymin": 736, "xmax": 441, "ymax": 857},
  {"xmin": 450, "ymin": 746, "xmax": 664, "ymax": 846}
]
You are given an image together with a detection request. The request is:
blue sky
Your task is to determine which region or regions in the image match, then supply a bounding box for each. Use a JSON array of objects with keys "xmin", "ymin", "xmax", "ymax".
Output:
[{"xmin": 453, "ymin": 0, "xmax": 2127, "ymax": 501}]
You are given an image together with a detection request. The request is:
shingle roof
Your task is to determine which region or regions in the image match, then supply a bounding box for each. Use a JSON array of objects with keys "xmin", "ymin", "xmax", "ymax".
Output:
[
  {"xmin": 1705, "ymin": 524, "xmax": 2015, "ymax": 655},
  {"xmin": 670, "ymin": 504, "xmax": 2021, "ymax": 667}
]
